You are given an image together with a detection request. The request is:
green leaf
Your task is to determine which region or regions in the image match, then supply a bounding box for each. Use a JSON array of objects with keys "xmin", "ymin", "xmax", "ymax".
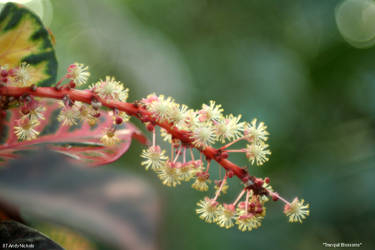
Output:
[{"xmin": 0, "ymin": 2, "xmax": 57, "ymax": 86}]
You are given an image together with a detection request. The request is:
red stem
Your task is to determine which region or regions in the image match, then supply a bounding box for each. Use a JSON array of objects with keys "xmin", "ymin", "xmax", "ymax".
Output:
[
  {"xmin": 213, "ymin": 175, "xmax": 227, "ymax": 201},
  {"xmin": 233, "ymin": 189, "xmax": 246, "ymax": 206},
  {"xmin": 0, "ymin": 85, "xmax": 251, "ymax": 183},
  {"xmin": 55, "ymin": 76, "xmax": 66, "ymax": 88}
]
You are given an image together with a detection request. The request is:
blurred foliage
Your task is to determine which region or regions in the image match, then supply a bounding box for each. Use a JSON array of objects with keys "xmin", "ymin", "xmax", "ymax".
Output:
[
  {"xmin": 0, "ymin": 221, "xmax": 63, "ymax": 250},
  {"xmin": 2, "ymin": 0, "xmax": 375, "ymax": 249},
  {"xmin": 0, "ymin": 151, "xmax": 160, "ymax": 250},
  {"xmin": 36, "ymin": 223, "xmax": 94, "ymax": 250}
]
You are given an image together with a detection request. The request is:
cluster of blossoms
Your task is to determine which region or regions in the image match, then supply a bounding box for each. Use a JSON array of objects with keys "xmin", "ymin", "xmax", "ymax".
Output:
[
  {"xmin": 139, "ymin": 94, "xmax": 309, "ymax": 230},
  {"xmin": 1, "ymin": 63, "xmax": 44, "ymax": 140},
  {"xmin": 56, "ymin": 63, "xmax": 130, "ymax": 146},
  {"xmin": 0, "ymin": 62, "xmax": 309, "ymax": 232},
  {"xmin": 0, "ymin": 63, "xmax": 129, "ymax": 145},
  {"xmin": 0, "ymin": 62, "xmax": 32, "ymax": 87}
]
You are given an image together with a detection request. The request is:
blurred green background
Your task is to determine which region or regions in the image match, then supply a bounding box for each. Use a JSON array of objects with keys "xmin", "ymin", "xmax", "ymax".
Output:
[{"xmin": 3, "ymin": 0, "xmax": 375, "ymax": 249}]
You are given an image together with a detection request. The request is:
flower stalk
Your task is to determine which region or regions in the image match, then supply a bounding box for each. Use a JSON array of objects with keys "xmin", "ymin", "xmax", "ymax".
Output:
[{"xmin": 0, "ymin": 84, "xmax": 252, "ymax": 182}]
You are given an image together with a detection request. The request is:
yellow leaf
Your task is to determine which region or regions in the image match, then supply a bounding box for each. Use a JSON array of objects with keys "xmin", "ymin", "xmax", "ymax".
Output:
[{"xmin": 0, "ymin": 3, "xmax": 57, "ymax": 86}]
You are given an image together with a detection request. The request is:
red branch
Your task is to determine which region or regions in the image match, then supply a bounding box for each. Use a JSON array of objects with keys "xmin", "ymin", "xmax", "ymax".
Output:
[{"xmin": 0, "ymin": 85, "xmax": 251, "ymax": 183}]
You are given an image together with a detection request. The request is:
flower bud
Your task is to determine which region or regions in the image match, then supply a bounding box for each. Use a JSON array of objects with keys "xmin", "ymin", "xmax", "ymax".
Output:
[
  {"xmin": 272, "ymin": 192, "xmax": 279, "ymax": 201},
  {"xmin": 226, "ymin": 170, "xmax": 234, "ymax": 178},
  {"xmin": 115, "ymin": 117, "xmax": 123, "ymax": 125},
  {"xmin": 146, "ymin": 123, "xmax": 154, "ymax": 131},
  {"xmin": 69, "ymin": 81, "xmax": 76, "ymax": 88},
  {"xmin": 1, "ymin": 70, "xmax": 8, "ymax": 77},
  {"xmin": 265, "ymin": 177, "xmax": 270, "ymax": 184}
]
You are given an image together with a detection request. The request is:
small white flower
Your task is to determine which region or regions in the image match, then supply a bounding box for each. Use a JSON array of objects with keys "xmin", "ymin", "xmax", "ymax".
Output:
[
  {"xmin": 14, "ymin": 62, "xmax": 32, "ymax": 87},
  {"xmin": 191, "ymin": 123, "xmax": 217, "ymax": 148},
  {"xmin": 157, "ymin": 161, "xmax": 182, "ymax": 187},
  {"xmin": 21, "ymin": 104, "xmax": 46, "ymax": 122},
  {"xmin": 284, "ymin": 198, "xmax": 310, "ymax": 223},
  {"xmin": 192, "ymin": 172, "xmax": 210, "ymax": 192},
  {"xmin": 216, "ymin": 203, "xmax": 236, "ymax": 229},
  {"xmin": 14, "ymin": 117, "xmax": 39, "ymax": 141},
  {"xmin": 74, "ymin": 101, "xmax": 97, "ymax": 125},
  {"xmin": 196, "ymin": 197, "xmax": 219, "ymax": 223},
  {"xmin": 91, "ymin": 76, "xmax": 129, "ymax": 102},
  {"xmin": 198, "ymin": 100, "xmax": 223, "ymax": 122},
  {"xmin": 57, "ymin": 104, "xmax": 80, "ymax": 126},
  {"xmin": 140, "ymin": 146, "xmax": 168, "ymax": 171},
  {"xmin": 236, "ymin": 213, "xmax": 262, "ymax": 232},
  {"xmin": 67, "ymin": 63, "xmax": 90, "ymax": 86},
  {"xmin": 216, "ymin": 114, "xmax": 244, "ymax": 143},
  {"xmin": 148, "ymin": 95, "xmax": 177, "ymax": 122},
  {"xmin": 244, "ymin": 118, "xmax": 269, "ymax": 143},
  {"xmin": 178, "ymin": 162, "xmax": 196, "ymax": 181},
  {"xmin": 245, "ymin": 142, "xmax": 271, "ymax": 166}
]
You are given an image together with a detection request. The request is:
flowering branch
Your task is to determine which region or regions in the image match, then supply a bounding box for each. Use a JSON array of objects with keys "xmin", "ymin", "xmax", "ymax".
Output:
[
  {"xmin": 0, "ymin": 62, "xmax": 310, "ymax": 231},
  {"xmin": 0, "ymin": 85, "xmax": 250, "ymax": 180}
]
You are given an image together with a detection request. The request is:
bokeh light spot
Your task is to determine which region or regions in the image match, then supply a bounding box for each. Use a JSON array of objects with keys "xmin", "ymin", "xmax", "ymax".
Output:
[{"xmin": 335, "ymin": 0, "xmax": 375, "ymax": 48}]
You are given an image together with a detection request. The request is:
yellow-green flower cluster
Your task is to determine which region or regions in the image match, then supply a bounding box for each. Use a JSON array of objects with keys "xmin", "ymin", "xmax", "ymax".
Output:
[
  {"xmin": 57, "ymin": 101, "xmax": 98, "ymax": 127},
  {"xmin": 61, "ymin": 65, "xmax": 130, "ymax": 146},
  {"xmin": 56, "ymin": 98, "xmax": 124, "ymax": 148},
  {"xmin": 0, "ymin": 62, "xmax": 33, "ymax": 87},
  {"xmin": 14, "ymin": 97, "xmax": 46, "ymax": 141},
  {"xmin": 10, "ymin": 63, "xmax": 131, "ymax": 145},
  {"xmin": 157, "ymin": 160, "xmax": 203, "ymax": 187},
  {"xmin": 90, "ymin": 76, "xmax": 129, "ymax": 102},
  {"xmin": 136, "ymin": 93, "xmax": 303, "ymax": 232},
  {"xmin": 195, "ymin": 191, "xmax": 269, "ymax": 231},
  {"xmin": 142, "ymin": 94, "xmax": 271, "ymax": 165},
  {"xmin": 140, "ymin": 145, "xmax": 204, "ymax": 188},
  {"xmin": 194, "ymin": 178, "xmax": 309, "ymax": 231},
  {"xmin": 243, "ymin": 119, "xmax": 271, "ymax": 166}
]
